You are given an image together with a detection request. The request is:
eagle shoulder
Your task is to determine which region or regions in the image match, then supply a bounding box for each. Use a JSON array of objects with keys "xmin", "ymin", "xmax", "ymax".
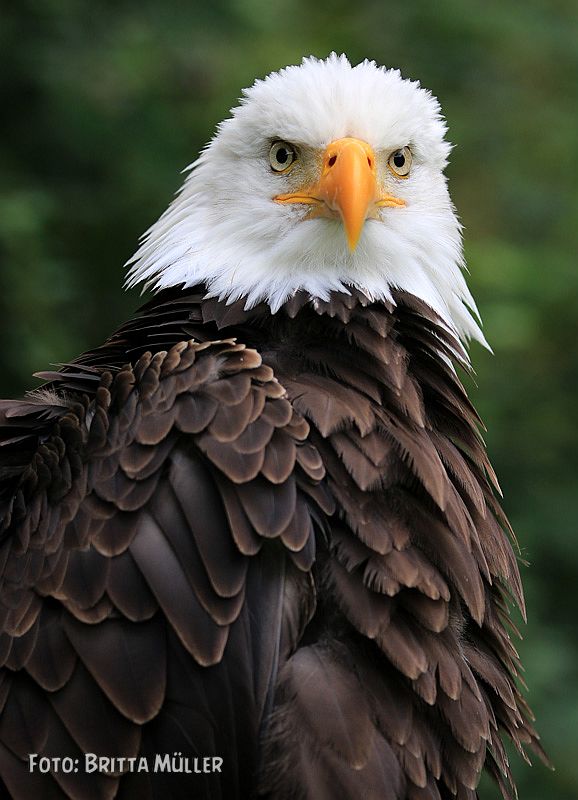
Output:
[{"xmin": 0, "ymin": 337, "xmax": 329, "ymax": 800}]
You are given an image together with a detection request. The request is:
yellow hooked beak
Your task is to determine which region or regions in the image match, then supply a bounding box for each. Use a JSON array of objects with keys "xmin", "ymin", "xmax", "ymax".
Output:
[{"xmin": 274, "ymin": 137, "xmax": 405, "ymax": 251}]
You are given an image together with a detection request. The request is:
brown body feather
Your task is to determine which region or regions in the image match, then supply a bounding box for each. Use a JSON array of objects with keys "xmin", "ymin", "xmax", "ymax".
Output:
[{"xmin": 0, "ymin": 286, "xmax": 544, "ymax": 799}]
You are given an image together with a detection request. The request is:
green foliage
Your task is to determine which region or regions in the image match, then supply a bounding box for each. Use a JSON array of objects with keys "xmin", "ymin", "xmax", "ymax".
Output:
[{"xmin": 1, "ymin": 1, "xmax": 576, "ymax": 797}]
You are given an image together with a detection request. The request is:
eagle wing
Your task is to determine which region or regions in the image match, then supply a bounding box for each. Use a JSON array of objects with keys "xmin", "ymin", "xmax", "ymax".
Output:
[{"xmin": 0, "ymin": 338, "xmax": 328, "ymax": 800}]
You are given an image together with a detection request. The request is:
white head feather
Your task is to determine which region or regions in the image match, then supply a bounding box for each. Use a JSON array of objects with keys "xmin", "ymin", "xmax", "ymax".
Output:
[{"xmin": 126, "ymin": 54, "xmax": 487, "ymax": 348}]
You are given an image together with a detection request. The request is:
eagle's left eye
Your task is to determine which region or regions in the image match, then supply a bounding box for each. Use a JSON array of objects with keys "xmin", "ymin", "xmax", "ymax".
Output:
[
  {"xmin": 388, "ymin": 146, "xmax": 412, "ymax": 178},
  {"xmin": 269, "ymin": 141, "xmax": 297, "ymax": 172}
]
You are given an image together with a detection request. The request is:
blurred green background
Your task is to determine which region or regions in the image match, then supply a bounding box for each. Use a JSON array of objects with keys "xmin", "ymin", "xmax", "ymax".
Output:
[{"xmin": 1, "ymin": 1, "xmax": 576, "ymax": 797}]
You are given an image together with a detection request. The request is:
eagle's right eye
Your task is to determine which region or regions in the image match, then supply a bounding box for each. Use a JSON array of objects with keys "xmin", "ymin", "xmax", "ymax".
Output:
[{"xmin": 269, "ymin": 141, "xmax": 297, "ymax": 173}]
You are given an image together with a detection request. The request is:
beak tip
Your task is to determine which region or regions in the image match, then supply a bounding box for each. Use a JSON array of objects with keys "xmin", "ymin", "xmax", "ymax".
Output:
[{"xmin": 346, "ymin": 229, "xmax": 362, "ymax": 253}]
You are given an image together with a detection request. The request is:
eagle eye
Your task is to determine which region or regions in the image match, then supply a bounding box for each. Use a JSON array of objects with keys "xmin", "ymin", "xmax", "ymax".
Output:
[
  {"xmin": 388, "ymin": 146, "xmax": 412, "ymax": 178},
  {"xmin": 269, "ymin": 141, "xmax": 297, "ymax": 173}
]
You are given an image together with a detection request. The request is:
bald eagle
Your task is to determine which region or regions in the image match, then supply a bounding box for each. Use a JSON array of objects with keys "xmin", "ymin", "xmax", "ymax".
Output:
[{"xmin": 0, "ymin": 55, "xmax": 545, "ymax": 800}]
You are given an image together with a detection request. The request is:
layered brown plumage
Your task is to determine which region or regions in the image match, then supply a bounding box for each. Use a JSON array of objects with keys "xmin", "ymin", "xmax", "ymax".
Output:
[{"xmin": 0, "ymin": 286, "xmax": 545, "ymax": 799}]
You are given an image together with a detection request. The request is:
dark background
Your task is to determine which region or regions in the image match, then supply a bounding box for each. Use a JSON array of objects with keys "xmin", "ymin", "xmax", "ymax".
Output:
[{"xmin": 1, "ymin": 1, "xmax": 576, "ymax": 797}]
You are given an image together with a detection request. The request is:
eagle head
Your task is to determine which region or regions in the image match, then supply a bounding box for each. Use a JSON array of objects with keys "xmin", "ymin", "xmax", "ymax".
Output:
[{"xmin": 126, "ymin": 54, "xmax": 486, "ymax": 346}]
